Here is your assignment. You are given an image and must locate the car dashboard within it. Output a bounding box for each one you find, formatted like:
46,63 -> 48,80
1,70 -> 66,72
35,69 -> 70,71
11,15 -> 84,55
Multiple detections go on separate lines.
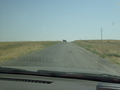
0,73 -> 120,90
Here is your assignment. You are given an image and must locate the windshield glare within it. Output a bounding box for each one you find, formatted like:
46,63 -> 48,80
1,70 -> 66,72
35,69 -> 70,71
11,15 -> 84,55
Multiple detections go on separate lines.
0,0 -> 120,78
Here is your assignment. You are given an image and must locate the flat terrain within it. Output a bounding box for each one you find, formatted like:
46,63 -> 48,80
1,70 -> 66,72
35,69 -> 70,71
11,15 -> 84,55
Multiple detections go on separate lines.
73,40 -> 120,65
0,42 -> 120,75
0,41 -> 60,62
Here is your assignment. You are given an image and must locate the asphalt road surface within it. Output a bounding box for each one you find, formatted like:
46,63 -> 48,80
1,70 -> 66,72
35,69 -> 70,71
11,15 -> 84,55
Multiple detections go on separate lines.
0,42 -> 120,74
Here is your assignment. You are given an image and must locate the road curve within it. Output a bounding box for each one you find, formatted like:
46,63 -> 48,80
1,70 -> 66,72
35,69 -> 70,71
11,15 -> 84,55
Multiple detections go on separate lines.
0,42 -> 119,74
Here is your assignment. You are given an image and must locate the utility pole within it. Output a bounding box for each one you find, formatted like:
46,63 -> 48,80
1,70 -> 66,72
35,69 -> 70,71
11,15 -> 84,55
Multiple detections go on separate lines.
101,28 -> 103,40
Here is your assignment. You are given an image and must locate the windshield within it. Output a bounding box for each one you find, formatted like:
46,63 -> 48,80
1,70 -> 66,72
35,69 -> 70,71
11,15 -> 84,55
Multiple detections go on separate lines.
0,0 -> 120,80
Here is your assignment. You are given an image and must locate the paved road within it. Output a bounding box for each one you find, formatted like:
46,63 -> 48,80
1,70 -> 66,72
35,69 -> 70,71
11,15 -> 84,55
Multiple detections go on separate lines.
0,42 -> 120,74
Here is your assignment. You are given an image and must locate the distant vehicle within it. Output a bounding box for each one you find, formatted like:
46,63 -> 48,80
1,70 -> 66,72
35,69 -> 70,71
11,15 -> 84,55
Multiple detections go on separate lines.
62,40 -> 67,42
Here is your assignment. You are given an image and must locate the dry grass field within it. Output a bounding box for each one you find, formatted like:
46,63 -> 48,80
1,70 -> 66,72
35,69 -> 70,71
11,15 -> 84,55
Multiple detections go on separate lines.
73,40 -> 120,65
0,41 -> 60,62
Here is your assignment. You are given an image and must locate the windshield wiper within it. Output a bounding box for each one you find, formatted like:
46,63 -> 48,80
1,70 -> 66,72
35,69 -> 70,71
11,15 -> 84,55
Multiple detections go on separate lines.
0,67 -> 120,84
0,67 -> 36,75
36,70 -> 120,82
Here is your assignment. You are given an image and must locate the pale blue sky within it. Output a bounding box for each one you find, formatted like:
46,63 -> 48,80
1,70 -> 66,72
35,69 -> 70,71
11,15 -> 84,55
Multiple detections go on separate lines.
0,0 -> 120,41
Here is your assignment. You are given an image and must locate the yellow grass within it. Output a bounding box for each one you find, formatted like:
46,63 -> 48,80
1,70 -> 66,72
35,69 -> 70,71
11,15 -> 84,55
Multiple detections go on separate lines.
72,40 -> 120,65
0,41 -> 60,62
